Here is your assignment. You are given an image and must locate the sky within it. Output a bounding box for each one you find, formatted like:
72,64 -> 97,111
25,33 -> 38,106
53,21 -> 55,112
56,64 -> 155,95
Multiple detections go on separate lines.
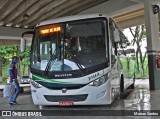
123,28 -> 147,54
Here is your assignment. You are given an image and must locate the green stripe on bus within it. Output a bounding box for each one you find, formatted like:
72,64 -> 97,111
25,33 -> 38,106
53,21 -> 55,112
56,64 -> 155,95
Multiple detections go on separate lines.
32,74 -> 75,84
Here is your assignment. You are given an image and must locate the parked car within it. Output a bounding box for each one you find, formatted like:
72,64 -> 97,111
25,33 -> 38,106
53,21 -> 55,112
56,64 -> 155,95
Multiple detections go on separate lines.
20,76 -> 30,84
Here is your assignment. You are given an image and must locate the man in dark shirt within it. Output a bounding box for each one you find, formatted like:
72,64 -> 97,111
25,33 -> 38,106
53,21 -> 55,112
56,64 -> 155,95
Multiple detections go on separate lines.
9,56 -> 20,105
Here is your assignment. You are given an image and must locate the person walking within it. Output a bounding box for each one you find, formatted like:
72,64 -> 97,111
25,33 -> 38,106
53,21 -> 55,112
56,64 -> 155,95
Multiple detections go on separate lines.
9,56 -> 20,105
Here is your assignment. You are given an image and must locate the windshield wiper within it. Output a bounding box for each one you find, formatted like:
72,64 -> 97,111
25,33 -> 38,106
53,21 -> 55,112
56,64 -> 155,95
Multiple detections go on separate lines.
65,47 -> 85,74
43,49 -> 56,76
43,46 -> 85,76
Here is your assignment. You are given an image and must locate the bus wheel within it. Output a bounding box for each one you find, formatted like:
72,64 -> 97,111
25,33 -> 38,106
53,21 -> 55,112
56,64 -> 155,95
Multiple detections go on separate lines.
120,74 -> 124,93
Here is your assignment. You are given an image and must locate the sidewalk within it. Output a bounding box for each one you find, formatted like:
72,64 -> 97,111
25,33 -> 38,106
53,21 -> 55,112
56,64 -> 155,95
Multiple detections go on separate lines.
135,79 -> 149,89
0,83 -> 30,90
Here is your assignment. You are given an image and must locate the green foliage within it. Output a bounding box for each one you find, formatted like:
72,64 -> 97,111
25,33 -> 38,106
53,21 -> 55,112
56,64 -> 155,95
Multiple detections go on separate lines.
120,56 -> 149,79
0,46 -> 17,65
135,57 -> 149,79
18,46 -> 30,65
1,60 -> 10,84
0,45 -> 31,84
18,46 -> 31,76
0,46 -> 17,57
120,57 -> 136,78
128,25 -> 147,76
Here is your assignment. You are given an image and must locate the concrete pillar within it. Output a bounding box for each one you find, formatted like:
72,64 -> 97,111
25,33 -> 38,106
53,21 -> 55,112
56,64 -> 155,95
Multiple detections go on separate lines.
144,0 -> 160,90
0,62 -> 2,83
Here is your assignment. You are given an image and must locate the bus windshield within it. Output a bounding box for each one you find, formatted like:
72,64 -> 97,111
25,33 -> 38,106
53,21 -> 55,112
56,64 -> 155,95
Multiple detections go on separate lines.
31,18 -> 108,72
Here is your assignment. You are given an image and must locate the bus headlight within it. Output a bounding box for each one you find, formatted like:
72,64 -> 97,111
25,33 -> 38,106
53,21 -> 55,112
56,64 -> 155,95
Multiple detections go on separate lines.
93,81 -> 99,87
31,80 -> 42,88
99,76 -> 106,84
89,74 -> 108,87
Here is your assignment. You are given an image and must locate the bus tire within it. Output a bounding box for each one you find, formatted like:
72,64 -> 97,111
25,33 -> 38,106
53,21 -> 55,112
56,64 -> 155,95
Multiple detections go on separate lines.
120,74 -> 124,93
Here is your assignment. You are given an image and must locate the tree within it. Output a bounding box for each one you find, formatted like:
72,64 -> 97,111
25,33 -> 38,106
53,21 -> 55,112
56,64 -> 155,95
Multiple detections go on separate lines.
0,45 -> 30,83
0,46 -> 18,83
18,46 -> 30,76
129,25 -> 147,76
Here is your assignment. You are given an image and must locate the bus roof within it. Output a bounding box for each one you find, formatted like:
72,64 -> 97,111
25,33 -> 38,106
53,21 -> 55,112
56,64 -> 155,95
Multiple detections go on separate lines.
36,13 -> 110,27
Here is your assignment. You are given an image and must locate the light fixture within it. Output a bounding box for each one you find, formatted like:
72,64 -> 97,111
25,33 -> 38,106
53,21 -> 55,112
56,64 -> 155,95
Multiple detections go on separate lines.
23,13 -> 29,20
6,22 -> 13,26
15,24 -> 21,28
23,0 -> 29,20
24,25 -> 29,28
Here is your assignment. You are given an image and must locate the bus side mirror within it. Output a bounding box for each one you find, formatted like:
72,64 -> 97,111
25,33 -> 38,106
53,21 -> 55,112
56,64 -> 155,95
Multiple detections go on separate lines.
114,29 -> 120,42
20,31 -> 34,52
20,38 -> 26,52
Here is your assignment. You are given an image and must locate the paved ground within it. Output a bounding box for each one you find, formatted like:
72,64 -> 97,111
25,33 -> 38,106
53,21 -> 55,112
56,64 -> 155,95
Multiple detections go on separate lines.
0,79 -> 160,119
0,83 -> 30,90
135,79 -> 149,89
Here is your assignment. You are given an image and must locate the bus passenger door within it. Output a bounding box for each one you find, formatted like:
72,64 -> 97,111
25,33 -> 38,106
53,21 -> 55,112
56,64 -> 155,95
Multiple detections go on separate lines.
109,18 -> 120,99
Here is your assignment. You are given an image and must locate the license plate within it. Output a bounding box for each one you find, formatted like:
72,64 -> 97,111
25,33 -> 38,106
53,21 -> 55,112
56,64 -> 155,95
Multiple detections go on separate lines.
59,101 -> 74,106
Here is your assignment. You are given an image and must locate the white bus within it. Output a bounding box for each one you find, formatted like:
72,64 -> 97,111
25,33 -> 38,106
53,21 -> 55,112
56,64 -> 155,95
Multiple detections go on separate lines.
21,13 -> 135,108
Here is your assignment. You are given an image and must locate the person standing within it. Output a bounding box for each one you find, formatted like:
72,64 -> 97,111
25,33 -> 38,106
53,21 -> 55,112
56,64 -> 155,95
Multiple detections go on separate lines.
9,56 -> 20,105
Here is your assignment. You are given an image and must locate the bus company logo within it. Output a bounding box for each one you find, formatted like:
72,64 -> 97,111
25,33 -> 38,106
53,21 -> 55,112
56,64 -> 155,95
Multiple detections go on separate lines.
62,88 -> 67,93
2,111 -> 11,116
88,72 -> 100,80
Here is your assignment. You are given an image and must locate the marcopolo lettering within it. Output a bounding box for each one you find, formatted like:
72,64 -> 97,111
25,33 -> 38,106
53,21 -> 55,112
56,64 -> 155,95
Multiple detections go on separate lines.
55,73 -> 72,78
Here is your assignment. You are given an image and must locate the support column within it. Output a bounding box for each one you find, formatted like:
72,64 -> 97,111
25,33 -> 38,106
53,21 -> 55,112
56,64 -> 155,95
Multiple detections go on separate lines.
0,62 -> 2,83
144,0 -> 160,90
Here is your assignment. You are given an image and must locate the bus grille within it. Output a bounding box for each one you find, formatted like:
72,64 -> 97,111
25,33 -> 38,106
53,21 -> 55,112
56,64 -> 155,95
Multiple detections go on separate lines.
44,94 -> 88,102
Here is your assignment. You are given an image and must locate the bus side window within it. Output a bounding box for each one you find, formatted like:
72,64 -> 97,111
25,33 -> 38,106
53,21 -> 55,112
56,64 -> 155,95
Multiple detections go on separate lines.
32,35 -> 39,63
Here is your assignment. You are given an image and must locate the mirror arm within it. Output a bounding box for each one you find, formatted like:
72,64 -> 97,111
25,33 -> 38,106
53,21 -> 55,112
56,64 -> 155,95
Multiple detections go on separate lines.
22,31 -> 34,38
